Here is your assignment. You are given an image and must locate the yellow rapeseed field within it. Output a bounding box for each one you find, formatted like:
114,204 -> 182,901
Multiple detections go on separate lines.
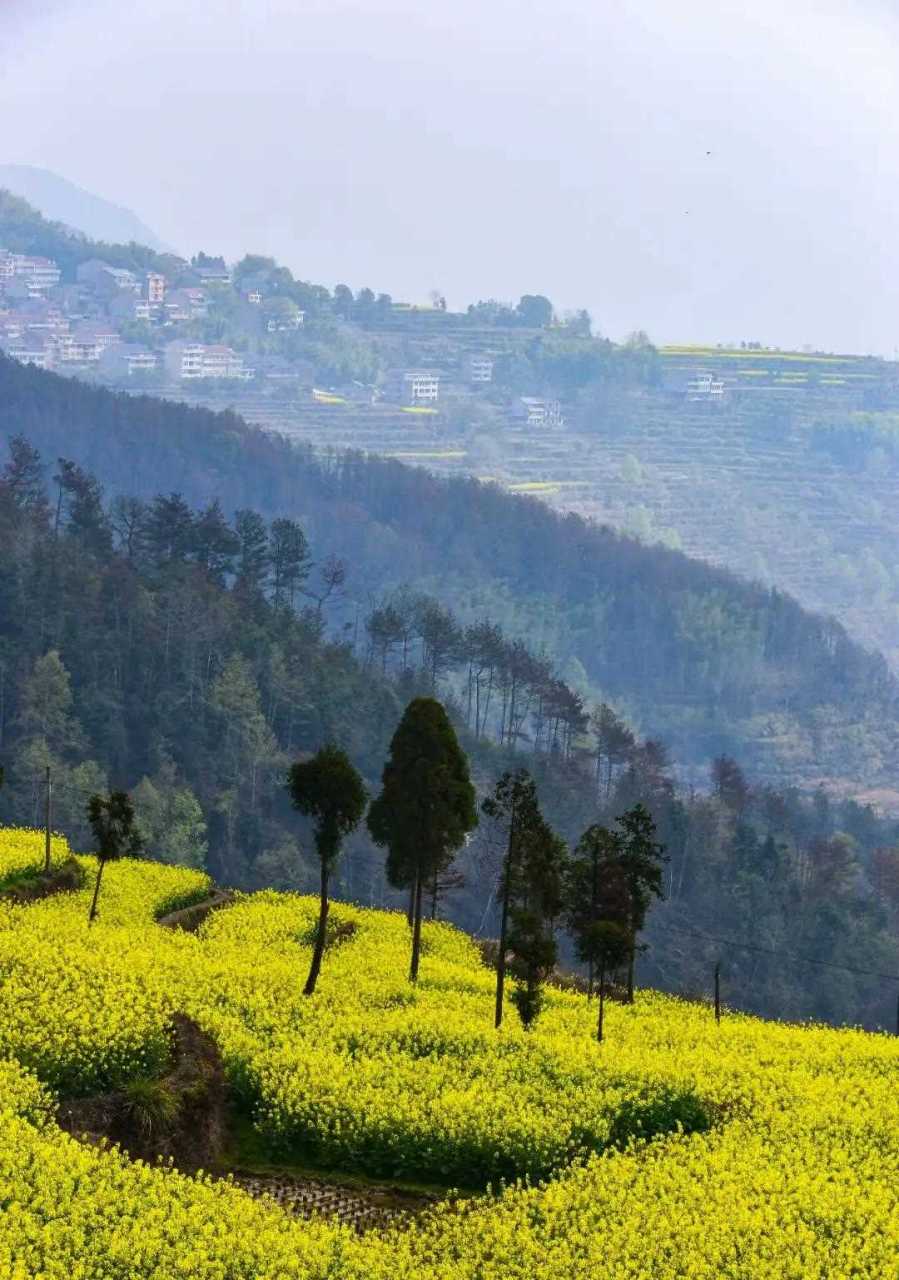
0,829 -> 896,1278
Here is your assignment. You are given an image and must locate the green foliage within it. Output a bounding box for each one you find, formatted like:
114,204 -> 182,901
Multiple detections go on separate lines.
287,745 -> 367,867
132,767 -> 208,869
606,1085 -> 712,1150
0,188 -> 177,278
368,699 -> 477,892
87,792 -> 143,866
368,698 -> 477,981
86,790 -> 143,923
119,1075 -> 179,1142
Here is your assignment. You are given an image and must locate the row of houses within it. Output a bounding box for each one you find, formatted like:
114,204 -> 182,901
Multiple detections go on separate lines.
382,356 -> 495,404
0,250 -> 567,419
0,318 -> 255,382
0,252 -> 62,297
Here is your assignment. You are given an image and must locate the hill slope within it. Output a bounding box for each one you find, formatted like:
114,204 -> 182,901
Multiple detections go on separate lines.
0,417 -> 896,1031
2,353 -> 898,795
0,164 -> 172,252
0,187 -> 179,278
0,834 -> 896,1278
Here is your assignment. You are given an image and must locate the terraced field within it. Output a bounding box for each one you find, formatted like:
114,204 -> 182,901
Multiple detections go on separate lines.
168,353 -> 899,672
1,828 -> 898,1278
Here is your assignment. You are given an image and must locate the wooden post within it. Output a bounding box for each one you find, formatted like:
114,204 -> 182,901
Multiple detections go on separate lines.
714,961 -> 721,1024
43,766 -> 52,874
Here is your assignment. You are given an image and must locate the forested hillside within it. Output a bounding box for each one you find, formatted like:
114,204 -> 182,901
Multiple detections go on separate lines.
0,416 -> 898,1028
2,353 -> 898,794
0,189 -> 178,279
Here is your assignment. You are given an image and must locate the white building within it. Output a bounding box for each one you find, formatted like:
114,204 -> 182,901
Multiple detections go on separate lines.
76,259 -> 140,296
163,288 -> 208,323
0,253 -> 62,295
513,396 -> 564,428
2,334 -> 55,369
164,340 -> 253,381
146,272 -> 166,304
687,374 -> 725,400
388,369 -> 440,403
99,343 -> 159,379
110,294 -> 153,324
467,354 -> 494,384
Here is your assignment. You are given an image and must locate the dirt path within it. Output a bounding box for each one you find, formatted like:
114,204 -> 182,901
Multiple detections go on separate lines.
226,1169 -> 439,1233
156,889 -> 236,931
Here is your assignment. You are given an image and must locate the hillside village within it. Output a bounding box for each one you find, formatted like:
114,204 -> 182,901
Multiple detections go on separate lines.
0,243 -> 572,418
6,234 -> 893,430
5,213 -> 899,674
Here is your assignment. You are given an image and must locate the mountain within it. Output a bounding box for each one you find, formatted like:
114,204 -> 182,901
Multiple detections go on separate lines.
2,353 -> 898,803
0,188 -> 181,281
0,165 -> 173,253
0,418 -> 897,1033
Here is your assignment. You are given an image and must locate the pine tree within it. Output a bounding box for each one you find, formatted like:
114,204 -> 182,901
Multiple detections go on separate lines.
367,698 -> 476,982
287,744 -> 367,996
481,768 -> 541,1028
564,822 -> 634,1039
270,518 -> 310,608
507,814 -> 566,1029
564,823 -> 629,995
616,803 -> 667,1002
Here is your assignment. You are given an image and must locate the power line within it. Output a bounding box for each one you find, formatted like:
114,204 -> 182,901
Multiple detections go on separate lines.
654,919 -> 899,983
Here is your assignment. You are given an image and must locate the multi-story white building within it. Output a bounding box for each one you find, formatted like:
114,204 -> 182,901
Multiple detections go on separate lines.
146,272 -> 166,304
686,374 -> 725,400
162,288 -> 208,324
98,343 -> 159,379
110,294 -> 153,324
2,334 -> 55,369
513,396 -> 564,428
467,354 -> 494,384
0,253 -> 62,295
164,340 -> 253,381
76,259 -> 140,297
387,369 -> 440,403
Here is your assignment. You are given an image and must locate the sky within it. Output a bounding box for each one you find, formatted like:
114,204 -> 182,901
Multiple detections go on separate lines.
2,0 -> 899,353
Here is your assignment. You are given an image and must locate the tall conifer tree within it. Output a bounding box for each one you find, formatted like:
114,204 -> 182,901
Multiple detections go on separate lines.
287,744 -> 367,996
368,698 -> 476,982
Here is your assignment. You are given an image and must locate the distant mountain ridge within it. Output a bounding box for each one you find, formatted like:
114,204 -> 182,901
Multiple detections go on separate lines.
0,165 -> 173,253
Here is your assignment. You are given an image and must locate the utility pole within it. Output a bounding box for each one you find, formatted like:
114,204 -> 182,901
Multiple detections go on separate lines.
43,766 -> 52,874
714,961 -> 721,1024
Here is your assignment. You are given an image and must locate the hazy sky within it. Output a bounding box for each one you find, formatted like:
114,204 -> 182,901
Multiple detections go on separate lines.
3,0 -> 899,353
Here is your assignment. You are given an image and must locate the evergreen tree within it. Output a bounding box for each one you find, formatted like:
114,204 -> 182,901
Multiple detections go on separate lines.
591,920 -> 631,1042
54,458 -> 112,556
2,435 -> 47,517
367,698 -> 476,982
192,499 -> 239,584
145,492 -> 195,567
234,509 -> 270,602
85,790 -> 143,924
270,517 -> 310,608
564,822 -> 634,1039
616,803 -> 667,1002
132,764 -> 208,869
565,823 -> 629,995
481,768 -> 541,1028
287,744 -> 367,996
507,814 -> 566,1029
